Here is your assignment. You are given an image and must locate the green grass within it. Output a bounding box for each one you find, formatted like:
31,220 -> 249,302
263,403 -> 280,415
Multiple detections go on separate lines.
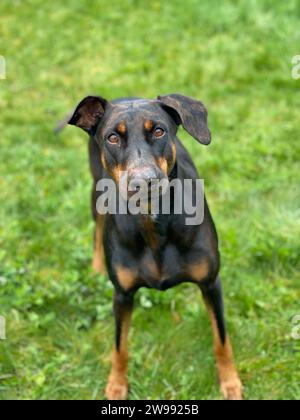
0,0 -> 300,400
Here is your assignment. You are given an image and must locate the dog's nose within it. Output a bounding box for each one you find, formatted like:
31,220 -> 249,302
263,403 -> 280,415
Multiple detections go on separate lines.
128,167 -> 158,195
130,178 -> 152,193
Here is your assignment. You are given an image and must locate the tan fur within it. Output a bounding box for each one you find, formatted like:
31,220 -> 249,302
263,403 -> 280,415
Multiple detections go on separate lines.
116,266 -> 138,291
101,153 -> 123,183
101,153 -> 108,172
105,306 -> 132,400
170,141 -> 177,167
112,165 -> 122,183
189,260 -> 209,282
206,305 -> 243,400
117,121 -> 127,135
145,257 -> 160,280
144,119 -> 153,131
140,216 -> 159,251
157,157 -> 168,177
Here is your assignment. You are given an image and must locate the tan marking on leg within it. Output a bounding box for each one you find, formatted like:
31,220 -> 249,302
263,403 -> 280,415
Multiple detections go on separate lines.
144,119 -> 153,131
116,266 -> 138,291
206,305 -> 243,400
189,260 -> 209,282
92,214 -> 106,274
105,305 -> 132,400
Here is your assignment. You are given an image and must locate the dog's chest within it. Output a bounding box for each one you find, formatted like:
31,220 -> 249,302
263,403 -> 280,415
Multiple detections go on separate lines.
139,242 -> 185,289
136,216 -> 189,286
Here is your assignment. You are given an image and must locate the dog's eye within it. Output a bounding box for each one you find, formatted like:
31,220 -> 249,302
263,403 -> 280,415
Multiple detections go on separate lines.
107,133 -> 119,145
153,127 -> 165,138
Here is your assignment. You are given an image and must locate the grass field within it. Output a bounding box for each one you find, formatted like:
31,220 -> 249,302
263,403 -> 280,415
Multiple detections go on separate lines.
0,0 -> 300,400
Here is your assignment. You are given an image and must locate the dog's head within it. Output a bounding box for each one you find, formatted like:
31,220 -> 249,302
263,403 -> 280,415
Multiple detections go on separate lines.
69,94 -> 211,197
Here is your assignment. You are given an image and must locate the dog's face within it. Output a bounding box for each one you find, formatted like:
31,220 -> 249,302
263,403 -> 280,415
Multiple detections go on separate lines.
97,100 -> 179,197
69,94 -> 211,197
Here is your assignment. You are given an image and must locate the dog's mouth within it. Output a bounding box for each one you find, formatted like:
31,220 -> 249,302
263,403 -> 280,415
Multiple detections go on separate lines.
126,177 -> 169,201
117,176 -> 169,203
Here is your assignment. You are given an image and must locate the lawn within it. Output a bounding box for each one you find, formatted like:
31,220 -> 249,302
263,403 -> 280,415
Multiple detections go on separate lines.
0,0 -> 299,400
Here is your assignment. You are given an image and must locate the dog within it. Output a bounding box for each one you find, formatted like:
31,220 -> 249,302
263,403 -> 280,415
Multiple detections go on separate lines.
67,93 -> 243,400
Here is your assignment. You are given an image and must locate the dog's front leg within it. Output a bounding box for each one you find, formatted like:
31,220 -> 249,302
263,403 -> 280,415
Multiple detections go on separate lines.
105,290 -> 134,400
200,277 -> 243,400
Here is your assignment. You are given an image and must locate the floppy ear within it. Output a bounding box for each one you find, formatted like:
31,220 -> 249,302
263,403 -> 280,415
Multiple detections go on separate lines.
68,95 -> 108,135
157,93 -> 211,145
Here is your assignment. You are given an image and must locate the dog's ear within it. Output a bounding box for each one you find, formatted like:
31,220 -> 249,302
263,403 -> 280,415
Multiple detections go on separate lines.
68,95 -> 108,135
157,94 -> 211,145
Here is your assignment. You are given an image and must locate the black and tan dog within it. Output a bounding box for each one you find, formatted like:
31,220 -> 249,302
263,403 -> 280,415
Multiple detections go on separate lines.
68,93 -> 242,400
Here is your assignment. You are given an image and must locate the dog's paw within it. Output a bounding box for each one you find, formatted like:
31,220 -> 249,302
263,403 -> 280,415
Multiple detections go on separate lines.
105,377 -> 128,400
220,376 -> 243,400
